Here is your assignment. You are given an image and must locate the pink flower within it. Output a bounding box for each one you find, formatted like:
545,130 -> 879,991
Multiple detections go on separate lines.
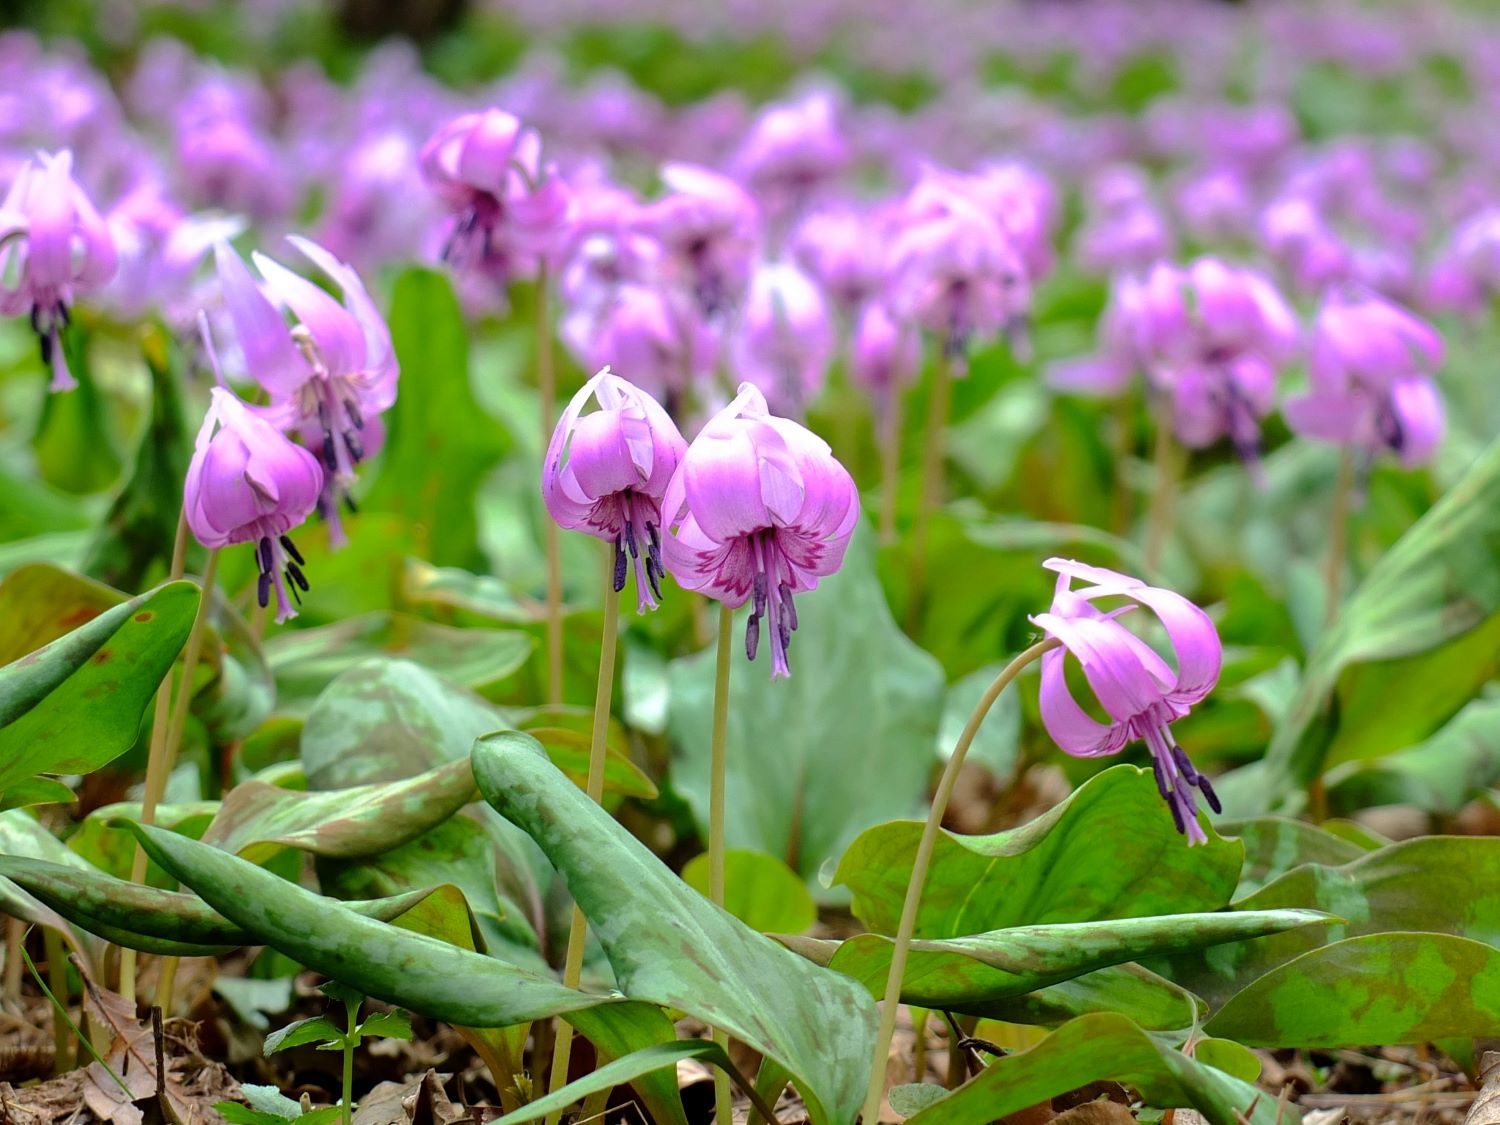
790,205 -> 885,315
543,368 -> 687,613
212,237 -> 397,484
1032,559 -> 1223,845
731,91 -> 848,223
634,163 -> 760,318
0,150 -> 117,390
564,282 -> 715,413
419,108 -> 571,288
185,387 -> 324,623
730,260 -> 836,416
661,384 -> 859,678
1284,290 -> 1444,469
850,301 -> 921,411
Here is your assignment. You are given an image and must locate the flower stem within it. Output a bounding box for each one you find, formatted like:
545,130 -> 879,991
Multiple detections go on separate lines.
538,266 -> 564,706
907,351 -> 954,630
878,392 -> 904,546
543,576 -> 621,1125
860,637 -> 1058,1124
1108,394 -> 1135,536
43,928 -> 71,1073
1324,448 -> 1355,626
1143,420 -> 1180,576
119,513 -> 190,1004
341,995 -> 359,1125
710,602 -> 735,1125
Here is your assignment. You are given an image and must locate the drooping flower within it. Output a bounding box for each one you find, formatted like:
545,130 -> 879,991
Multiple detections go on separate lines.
0,150 -> 117,390
543,367 -> 687,613
634,162 -> 759,318
419,108 -> 571,288
565,282 -> 715,414
730,260 -> 836,416
212,237 -> 397,485
185,386 -> 323,623
661,383 -> 859,678
1284,290 -> 1445,469
790,205 -> 885,316
1031,558 -> 1222,845
731,91 -> 848,225
849,301 -> 921,414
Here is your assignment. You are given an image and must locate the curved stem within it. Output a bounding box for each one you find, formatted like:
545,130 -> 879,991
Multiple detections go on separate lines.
860,637 -> 1058,1124
907,351 -> 953,630
1323,448 -> 1355,626
710,603 -> 735,1124
544,576 -> 621,1125
538,266 -> 564,706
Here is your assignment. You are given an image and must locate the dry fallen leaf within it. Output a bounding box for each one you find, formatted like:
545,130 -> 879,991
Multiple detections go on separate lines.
1463,1052 -> 1500,1125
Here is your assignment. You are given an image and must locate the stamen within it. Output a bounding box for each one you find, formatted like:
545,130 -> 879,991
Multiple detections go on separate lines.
613,535 -> 627,593
286,561 -> 310,592
646,556 -> 662,600
1171,745 -> 1201,784
345,429 -> 364,463
779,583 -> 798,631
345,399 -> 364,431
752,572 -> 768,618
1198,775 -> 1223,814
257,536 -> 274,574
745,614 -> 760,661
279,535 -> 304,566
257,572 -> 271,608
624,517 -> 638,559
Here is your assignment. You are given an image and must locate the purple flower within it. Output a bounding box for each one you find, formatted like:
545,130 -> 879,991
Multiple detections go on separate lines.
730,260 -> 836,416
185,387 -> 323,623
661,383 -> 859,678
790,205 -> 885,316
543,367 -> 687,613
1424,209 -> 1500,315
1140,259 -> 1299,472
0,150 -> 117,390
174,80 -> 288,220
212,236 -> 397,485
419,108 -> 571,288
886,166 -> 1027,364
731,91 -> 848,225
1031,558 -> 1223,845
634,163 -> 760,319
1284,290 -> 1444,469
1259,195 -> 1350,294
850,301 -> 921,412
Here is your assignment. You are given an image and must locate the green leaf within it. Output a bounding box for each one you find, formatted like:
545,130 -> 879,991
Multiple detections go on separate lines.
1323,693 -> 1500,815
198,759 -> 478,862
1204,933 -> 1500,1046
0,563 -> 121,665
119,821 -> 616,1026
979,964 -> 1200,1031
237,1083 -> 303,1118
263,1016 -> 343,1055
1157,835 -> 1500,1008
267,615 -> 531,717
1255,432 -> 1500,805
361,268 -> 510,569
0,777 -> 75,810
901,1013 -> 1294,1125
782,909 -> 1326,1015
356,1010 -> 412,1041
472,730 -> 877,1125
1193,1039 -> 1261,1084
681,849 -> 817,934
0,578 -> 199,792
1219,816 -> 1368,896
835,766 -> 1243,938
0,853 -> 470,950
667,532 -> 946,884
888,1084 -> 949,1117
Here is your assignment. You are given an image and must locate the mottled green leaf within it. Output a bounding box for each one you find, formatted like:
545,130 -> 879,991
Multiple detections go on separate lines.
1193,1039 -> 1261,1083
472,730 -> 877,1125
782,909 -> 1324,1016
0,563 -> 121,665
1205,933 -> 1500,1046
681,849 -> 817,934
199,759 -> 478,862
1158,835 -> 1500,1008
1220,816 -> 1368,896
267,615 -> 531,717
835,766 -> 1243,938
667,533 -> 945,884
403,559 -> 534,624
0,578 -> 198,793
903,1012 -> 1290,1125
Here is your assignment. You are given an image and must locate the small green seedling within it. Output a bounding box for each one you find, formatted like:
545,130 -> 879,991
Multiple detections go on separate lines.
240,981 -> 412,1125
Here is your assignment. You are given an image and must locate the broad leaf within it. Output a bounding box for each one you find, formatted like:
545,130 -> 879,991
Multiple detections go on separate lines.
682,849 -> 816,934
667,532 -> 945,884
835,765 -> 1242,937
1204,932 -> 1500,1046
902,1012 -> 1291,1125
0,578 -> 199,796
1220,816 -> 1368,896
1253,432 -> 1500,806
472,730 -> 877,1125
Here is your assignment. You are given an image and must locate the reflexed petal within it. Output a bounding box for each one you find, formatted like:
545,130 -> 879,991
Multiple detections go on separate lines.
1283,391 -> 1365,445
1031,611 -> 1168,722
252,249 -> 366,376
1126,586 -> 1223,703
214,242 -> 303,397
1389,375 -> 1444,467
1036,647 -> 1130,757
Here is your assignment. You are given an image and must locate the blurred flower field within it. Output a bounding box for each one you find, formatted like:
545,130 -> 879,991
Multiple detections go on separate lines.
2,1 -> 1500,1123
